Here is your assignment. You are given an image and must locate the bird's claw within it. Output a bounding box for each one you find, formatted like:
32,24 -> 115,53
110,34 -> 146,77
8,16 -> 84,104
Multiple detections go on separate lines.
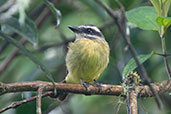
80,79 -> 91,95
80,79 -> 90,90
94,80 -> 102,92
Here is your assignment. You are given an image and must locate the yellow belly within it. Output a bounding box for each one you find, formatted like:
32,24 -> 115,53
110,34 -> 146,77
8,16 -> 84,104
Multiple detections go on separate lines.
65,38 -> 109,83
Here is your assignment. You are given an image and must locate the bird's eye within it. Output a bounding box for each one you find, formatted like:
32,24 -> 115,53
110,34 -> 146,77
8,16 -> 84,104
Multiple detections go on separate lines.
87,28 -> 92,33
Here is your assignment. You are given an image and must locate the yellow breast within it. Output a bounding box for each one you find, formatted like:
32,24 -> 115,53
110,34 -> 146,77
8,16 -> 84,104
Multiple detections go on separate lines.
65,38 -> 110,83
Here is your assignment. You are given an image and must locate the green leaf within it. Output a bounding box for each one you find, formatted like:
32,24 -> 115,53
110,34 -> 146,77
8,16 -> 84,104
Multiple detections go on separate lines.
156,16 -> 171,28
126,6 -> 160,31
0,31 -> 54,84
150,0 -> 171,16
162,0 -> 171,17
150,0 -> 161,16
0,16 -> 38,45
43,0 -> 61,27
122,52 -> 154,80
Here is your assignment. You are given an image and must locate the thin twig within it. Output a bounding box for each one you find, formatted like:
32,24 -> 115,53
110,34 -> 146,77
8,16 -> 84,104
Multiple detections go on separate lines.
154,52 -> 171,57
36,86 -> 44,114
0,91 -> 53,113
139,99 -> 148,114
161,37 -> 171,78
126,91 -> 137,114
95,0 -> 162,109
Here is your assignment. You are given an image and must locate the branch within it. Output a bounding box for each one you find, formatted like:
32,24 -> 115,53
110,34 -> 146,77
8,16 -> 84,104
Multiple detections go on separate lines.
36,86 -> 44,114
137,79 -> 171,97
160,36 -> 171,78
0,91 -> 53,113
0,80 -> 170,97
125,73 -> 138,114
154,52 -> 171,57
0,80 -> 170,113
126,91 -> 137,114
0,81 -> 122,96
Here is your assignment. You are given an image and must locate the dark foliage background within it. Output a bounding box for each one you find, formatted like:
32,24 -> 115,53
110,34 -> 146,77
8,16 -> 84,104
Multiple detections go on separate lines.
0,0 -> 170,114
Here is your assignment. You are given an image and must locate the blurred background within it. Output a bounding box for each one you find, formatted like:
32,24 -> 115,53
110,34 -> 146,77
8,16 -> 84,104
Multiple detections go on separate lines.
0,0 -> 171,114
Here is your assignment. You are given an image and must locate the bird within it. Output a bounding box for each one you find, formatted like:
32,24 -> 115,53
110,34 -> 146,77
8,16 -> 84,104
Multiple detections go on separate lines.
58,24 -> 110,101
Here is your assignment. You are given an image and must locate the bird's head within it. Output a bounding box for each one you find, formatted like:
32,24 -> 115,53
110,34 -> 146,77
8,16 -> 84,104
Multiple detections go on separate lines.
68,24 -> 104,40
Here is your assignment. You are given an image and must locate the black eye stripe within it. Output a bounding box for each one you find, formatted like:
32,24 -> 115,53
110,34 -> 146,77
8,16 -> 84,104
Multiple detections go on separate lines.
81,28 -> 102,37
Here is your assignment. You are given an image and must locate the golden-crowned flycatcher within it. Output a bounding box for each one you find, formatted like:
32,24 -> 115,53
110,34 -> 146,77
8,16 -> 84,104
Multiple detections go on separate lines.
58,24 -> 110,100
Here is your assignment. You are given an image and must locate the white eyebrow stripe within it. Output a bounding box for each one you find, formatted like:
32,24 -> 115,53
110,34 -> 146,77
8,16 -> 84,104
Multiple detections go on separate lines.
79,25 -> 101,33
84,34 -> 104,40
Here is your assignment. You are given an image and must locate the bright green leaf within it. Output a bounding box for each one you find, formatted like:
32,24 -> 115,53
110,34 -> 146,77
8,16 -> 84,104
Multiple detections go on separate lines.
122,52 -> 154,80
126,6 -> 160,31
150,0 -> 171,16
150,0 -> 161,16
162,0 -> 171,17
156,16 -> 171,28
0,16 -> 38,45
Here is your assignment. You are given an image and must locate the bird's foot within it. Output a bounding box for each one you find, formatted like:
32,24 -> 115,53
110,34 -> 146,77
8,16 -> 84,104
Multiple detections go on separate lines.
50,80 -> 66,98
80,79 -> 91,95
80,79 -> 90,90
94,80 -> 102,92
49,89 -> 58,98
53,88 -> 58,98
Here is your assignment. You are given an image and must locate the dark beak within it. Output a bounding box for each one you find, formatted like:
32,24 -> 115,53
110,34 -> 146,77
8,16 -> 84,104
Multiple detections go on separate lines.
68,25 -> 80,33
